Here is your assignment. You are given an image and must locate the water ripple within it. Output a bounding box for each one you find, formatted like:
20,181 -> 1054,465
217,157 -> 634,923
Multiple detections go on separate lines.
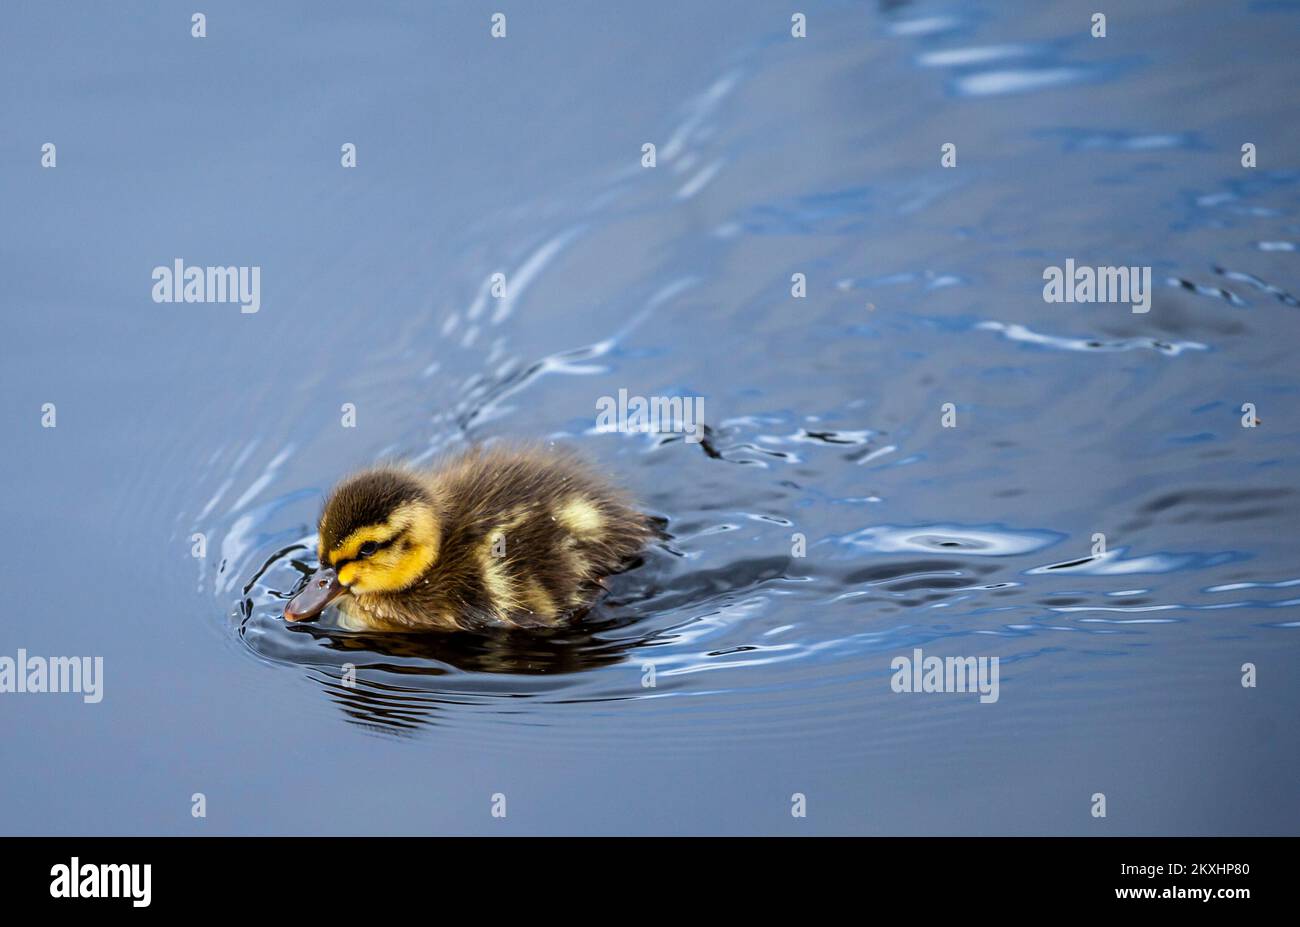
976,320 -> 1208,356
830,524 -> 1064,557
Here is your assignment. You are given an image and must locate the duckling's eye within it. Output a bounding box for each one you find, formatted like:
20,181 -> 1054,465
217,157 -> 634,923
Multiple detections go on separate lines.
359,541 -> 379,558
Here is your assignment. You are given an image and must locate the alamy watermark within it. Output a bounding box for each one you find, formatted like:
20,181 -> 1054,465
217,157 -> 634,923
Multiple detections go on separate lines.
152,259 -> 261,313
50,858 -> 150,907
596,388 -> 704,444
0,649 -> 103,703
1043,259 -> 1152,313
890,647 -> 999,703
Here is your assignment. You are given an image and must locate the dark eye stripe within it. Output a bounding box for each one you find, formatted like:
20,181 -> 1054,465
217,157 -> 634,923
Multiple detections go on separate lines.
333,533 -> 402,568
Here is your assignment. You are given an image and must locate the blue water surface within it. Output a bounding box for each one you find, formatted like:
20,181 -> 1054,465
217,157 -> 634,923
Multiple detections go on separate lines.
2,0 -> 1298,835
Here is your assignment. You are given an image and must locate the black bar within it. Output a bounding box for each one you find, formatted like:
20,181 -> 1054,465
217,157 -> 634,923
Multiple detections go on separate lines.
0,836 -> 1285,912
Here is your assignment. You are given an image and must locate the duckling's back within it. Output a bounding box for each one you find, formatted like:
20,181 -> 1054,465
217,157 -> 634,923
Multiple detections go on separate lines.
421,445 -> 651,628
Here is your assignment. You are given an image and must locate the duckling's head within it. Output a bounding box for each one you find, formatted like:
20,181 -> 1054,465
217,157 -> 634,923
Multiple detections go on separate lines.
284,469 -> 440,622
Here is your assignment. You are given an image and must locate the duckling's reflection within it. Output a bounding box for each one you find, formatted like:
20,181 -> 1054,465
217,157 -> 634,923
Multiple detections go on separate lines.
282,614 -> 650,733
249,546 -> 796,734
288,615 -> 641,673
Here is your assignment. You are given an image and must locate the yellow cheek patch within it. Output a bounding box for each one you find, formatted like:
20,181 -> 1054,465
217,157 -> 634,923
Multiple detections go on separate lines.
341,543 -> 435,594
328,502 -> 440,593
557,497 -> 604,537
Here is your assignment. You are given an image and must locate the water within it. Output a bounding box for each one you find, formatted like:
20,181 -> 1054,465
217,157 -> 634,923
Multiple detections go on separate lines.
3,0 -> 1299,835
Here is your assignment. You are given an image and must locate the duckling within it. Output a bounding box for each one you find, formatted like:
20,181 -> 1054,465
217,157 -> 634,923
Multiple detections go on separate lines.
284,445 -> 652,631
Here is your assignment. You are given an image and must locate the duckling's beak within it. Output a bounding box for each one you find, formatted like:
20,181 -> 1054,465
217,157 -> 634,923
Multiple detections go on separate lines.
285,567 -> 345,622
